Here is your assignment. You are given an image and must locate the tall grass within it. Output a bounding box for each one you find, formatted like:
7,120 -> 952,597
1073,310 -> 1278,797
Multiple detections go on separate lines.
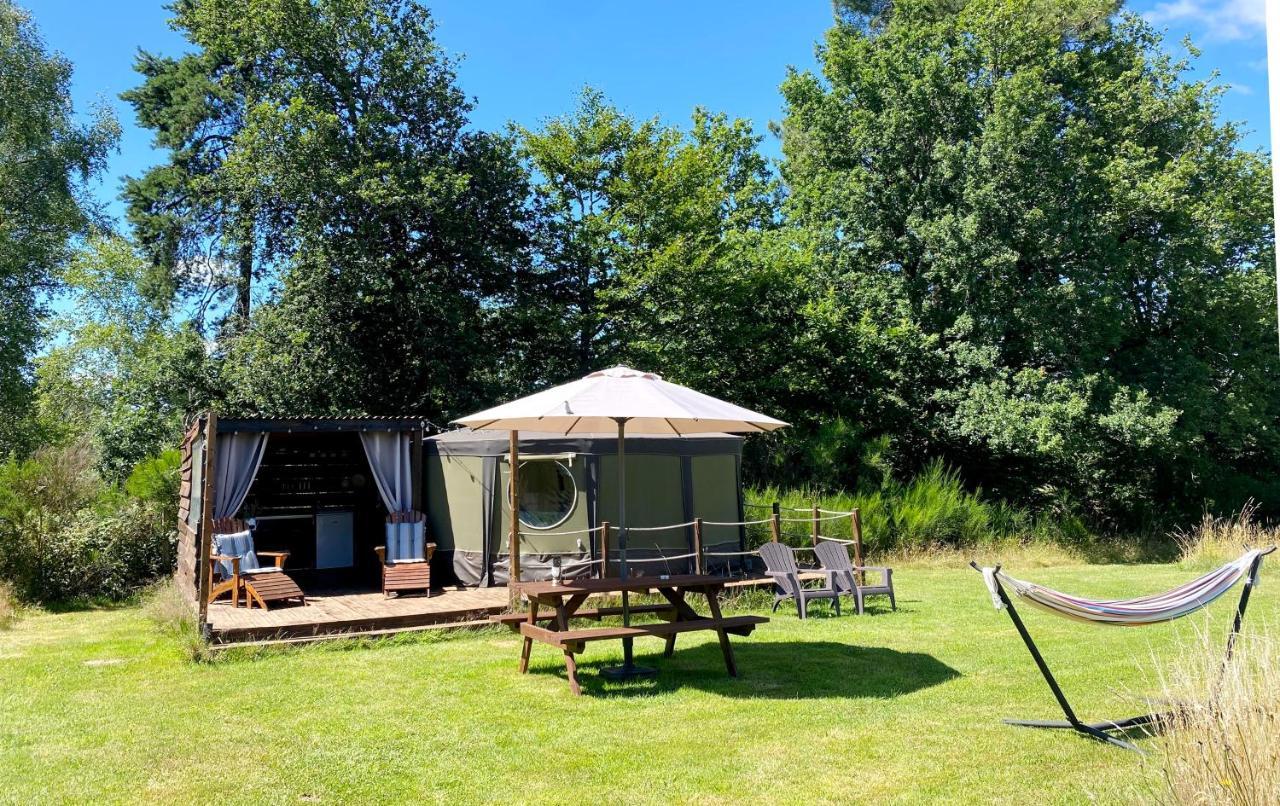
142,578 -> 209,662
0,580 -> 18,630
750,459 -> 1090,556
1153,629 -> 1280,804
1176,501 -> 1279,571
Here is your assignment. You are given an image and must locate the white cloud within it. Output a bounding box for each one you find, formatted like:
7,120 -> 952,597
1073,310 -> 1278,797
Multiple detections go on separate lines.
1229,81 -> 1255,95
1145,0 -> 1265,41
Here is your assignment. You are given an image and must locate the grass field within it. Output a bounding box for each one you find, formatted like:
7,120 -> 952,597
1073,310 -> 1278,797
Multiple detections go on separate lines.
1,562 -> 1275,804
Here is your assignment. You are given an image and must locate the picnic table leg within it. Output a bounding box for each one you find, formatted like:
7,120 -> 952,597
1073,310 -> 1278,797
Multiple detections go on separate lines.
555,594 -> 588,695
563,649 -> 582,695
704,587 -> 738,678
656,586 -> 700,659
519,600 -> 539,674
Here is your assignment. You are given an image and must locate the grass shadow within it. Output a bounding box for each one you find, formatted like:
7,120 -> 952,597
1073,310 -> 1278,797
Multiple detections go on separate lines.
539,641 -> 960,699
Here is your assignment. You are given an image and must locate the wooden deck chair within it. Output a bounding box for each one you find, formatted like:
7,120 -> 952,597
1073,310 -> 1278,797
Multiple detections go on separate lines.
758,542 -> 840,619
814,540 -> 896,614
208,519 -> 305,610
373,511 -> 436,598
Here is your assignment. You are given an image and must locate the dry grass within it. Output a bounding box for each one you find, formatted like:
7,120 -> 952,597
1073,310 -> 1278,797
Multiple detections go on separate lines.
0,580 -> 18,630
1176,501 -> 1280,570
884,539 -> 1084,569
1152,628 -> 1280,805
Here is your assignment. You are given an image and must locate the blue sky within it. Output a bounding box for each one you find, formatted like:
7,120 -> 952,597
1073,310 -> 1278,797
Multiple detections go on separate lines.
24,0 -> 1273,223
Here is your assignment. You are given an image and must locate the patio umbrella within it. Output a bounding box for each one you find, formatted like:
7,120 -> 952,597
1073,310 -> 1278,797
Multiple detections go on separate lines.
453,365 -> 787,677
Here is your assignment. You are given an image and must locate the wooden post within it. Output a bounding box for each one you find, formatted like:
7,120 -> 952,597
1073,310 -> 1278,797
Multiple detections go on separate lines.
508,430 -> 521,595
693,518 -> 704,575
599,521 -> 610,579
770,501 -> 781,543
811,504 -> 820,547
851,508 -> 865,586
196,411 -> 218,629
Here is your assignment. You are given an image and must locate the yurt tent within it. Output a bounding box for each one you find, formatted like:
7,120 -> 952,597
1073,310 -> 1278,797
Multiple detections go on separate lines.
425,430 -> 745,586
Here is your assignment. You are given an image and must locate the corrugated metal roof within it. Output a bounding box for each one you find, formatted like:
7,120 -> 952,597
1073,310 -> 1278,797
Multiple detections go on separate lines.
212,414 -> 438,433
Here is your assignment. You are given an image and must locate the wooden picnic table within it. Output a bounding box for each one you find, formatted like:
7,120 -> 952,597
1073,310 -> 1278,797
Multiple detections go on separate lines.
497,574 -> 768,695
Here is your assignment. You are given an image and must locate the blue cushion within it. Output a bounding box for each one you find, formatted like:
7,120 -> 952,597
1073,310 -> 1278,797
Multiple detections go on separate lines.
213,530 -> 259,578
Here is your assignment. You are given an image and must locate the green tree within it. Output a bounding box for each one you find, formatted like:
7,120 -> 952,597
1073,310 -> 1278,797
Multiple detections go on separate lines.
0,0 -> 117,455
35,236 -> 211,480
134,0 -> 531,419
516,91 -> 789,395
779,0 -> 1278,523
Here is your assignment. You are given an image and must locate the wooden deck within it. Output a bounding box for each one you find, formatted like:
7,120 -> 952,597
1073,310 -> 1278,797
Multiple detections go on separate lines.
204,573 -> 810,645
206,586 -> 511,644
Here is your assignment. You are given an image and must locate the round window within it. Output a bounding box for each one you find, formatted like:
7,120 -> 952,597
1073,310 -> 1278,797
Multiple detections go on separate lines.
512,460 -> 577,530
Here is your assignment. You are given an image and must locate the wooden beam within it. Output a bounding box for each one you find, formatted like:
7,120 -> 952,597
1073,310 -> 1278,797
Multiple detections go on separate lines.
196,411 -> 218,629
693,518 -> 704,575
851,508 -> 865,586
599,521 -> 610,579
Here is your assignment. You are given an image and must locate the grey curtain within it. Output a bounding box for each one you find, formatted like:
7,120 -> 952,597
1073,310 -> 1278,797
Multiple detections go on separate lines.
360,431 -> 413,512
214,433 -> 269,518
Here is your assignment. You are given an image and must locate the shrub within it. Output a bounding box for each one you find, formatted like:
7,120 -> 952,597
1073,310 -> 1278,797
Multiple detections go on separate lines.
0,443 -> 177,604
34,502 -> 175,602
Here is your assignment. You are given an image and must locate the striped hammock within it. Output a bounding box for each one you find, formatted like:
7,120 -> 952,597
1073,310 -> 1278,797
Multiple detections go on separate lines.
980,549 -> 1265,626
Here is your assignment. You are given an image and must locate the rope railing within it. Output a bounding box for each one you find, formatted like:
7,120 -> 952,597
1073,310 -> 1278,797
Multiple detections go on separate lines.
504,501 -> 866,581
611,552 -> 699,562
625,521 -> 697,532
776,513 -> 853,523
515,525 -> 604,539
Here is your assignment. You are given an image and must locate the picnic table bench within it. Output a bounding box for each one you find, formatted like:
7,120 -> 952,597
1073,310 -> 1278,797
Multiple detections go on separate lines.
496,574 -> 768,695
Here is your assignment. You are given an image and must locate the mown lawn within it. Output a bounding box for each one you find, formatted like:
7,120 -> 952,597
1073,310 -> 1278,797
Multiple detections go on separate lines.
1,563 -> 1273,804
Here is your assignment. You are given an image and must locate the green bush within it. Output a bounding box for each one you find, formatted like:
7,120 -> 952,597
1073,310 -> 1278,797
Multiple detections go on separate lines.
0,444 -> 177,604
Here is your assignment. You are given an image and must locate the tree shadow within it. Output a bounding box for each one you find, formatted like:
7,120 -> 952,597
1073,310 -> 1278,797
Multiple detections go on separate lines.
532,641 -> 960,699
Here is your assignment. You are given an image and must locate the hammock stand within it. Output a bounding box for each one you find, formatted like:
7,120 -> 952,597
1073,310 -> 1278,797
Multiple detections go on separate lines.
970,547 -> 1275,753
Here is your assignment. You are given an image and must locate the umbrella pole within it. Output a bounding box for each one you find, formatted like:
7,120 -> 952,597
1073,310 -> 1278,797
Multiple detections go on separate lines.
603,417 -> 655,680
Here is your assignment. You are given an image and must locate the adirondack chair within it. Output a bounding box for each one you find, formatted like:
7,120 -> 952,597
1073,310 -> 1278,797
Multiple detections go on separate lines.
758,542 -> 840,619
208,518 -> 305,610
813,540 -> 896,615
373,511 -> 436,598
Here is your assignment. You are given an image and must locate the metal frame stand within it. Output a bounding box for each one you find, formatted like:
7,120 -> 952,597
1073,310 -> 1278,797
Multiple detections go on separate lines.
970,549 -> 1272,754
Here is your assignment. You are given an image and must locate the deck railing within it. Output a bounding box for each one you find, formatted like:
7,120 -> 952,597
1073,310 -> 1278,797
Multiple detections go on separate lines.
506,501 -> 865,582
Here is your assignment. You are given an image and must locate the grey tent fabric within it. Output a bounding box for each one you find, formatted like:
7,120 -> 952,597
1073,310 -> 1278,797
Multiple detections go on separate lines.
214,433 -> 269,518
360,431 -> 413,512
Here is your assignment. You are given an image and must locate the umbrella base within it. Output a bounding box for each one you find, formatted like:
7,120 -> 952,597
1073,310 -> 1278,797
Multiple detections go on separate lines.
600,663 -> 658,680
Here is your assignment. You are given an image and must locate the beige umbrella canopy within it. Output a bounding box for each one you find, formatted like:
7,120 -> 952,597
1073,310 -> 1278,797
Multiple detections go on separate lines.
453,365 -> 788,435
453,365 -> 787,677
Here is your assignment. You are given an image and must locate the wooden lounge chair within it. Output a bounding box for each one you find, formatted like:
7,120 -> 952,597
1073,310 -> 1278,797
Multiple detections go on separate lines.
814,540 -> 896,614
374,511 -> 436,598
758,542 -> 840,619
208,518 -> 306,610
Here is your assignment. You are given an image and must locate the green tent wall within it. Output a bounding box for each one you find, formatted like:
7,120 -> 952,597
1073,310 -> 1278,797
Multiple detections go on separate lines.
424,430 -> 746,586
